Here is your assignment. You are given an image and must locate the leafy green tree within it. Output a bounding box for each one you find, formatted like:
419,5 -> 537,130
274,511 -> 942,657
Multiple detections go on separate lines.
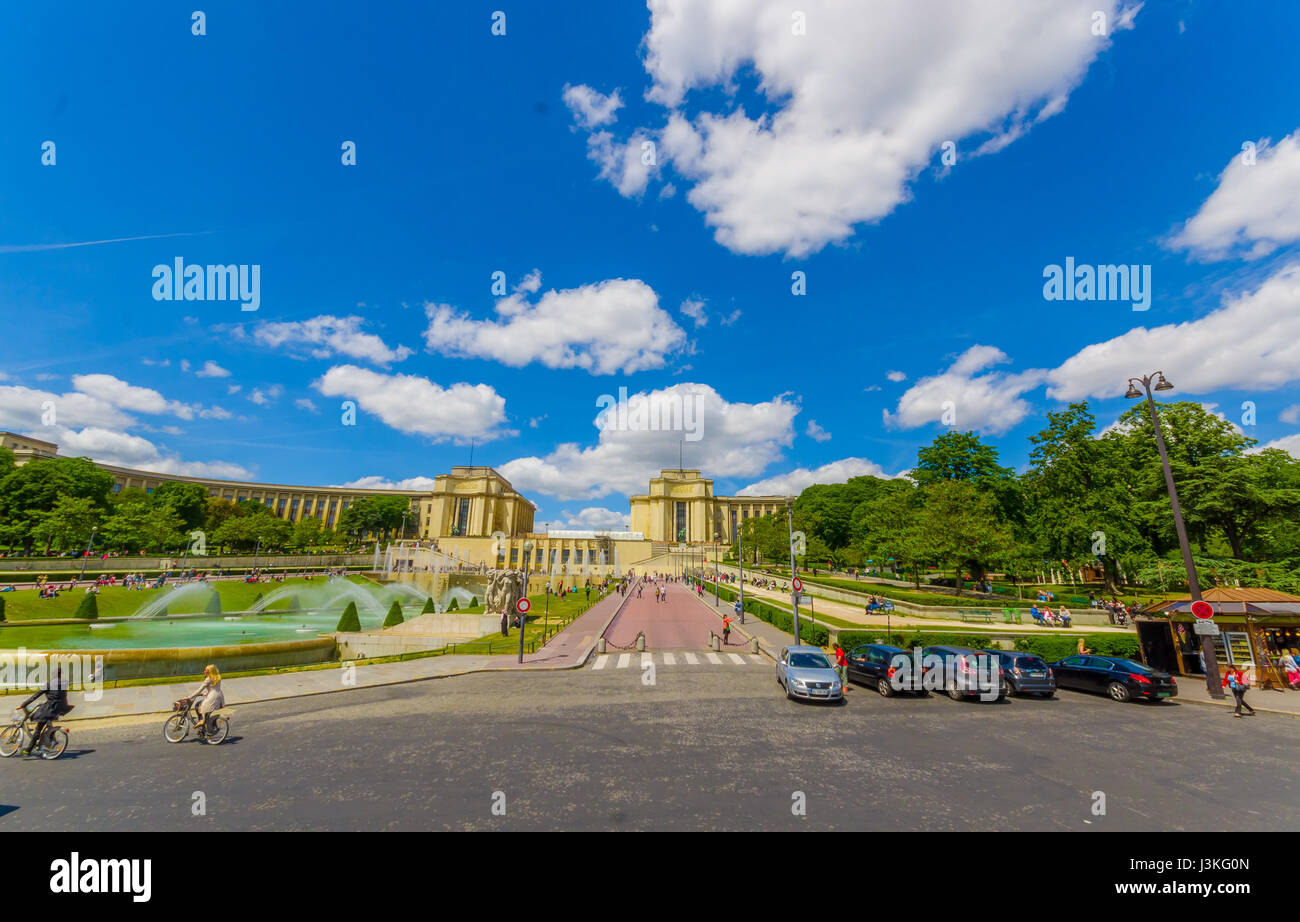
912,480 -> 1013,594
1022,402 -> 1146,593
0,457 -> 113,553
290,516 -> 325,550
152,481 -> 209,530
31,495 -> 103,553
101,497 -> 185,552
1177,449 -> 1300,559
337,496 -> 411,541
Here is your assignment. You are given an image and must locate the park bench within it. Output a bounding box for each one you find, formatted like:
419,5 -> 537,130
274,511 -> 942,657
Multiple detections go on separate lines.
1002,608 -> 1023,624
959,609 -> 997,623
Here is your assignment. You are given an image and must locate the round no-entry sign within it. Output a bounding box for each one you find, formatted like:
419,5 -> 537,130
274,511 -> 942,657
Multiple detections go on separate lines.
516,597 -> 531,614
792,577 -> 803,592
1191,600 -> 1214,620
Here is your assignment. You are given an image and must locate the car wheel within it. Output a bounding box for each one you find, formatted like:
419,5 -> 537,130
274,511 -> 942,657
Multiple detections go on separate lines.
877,677 -> 894,697
1039,691 -> 1055,699
1107,681 -> 1131,702
1001,680 -> 1014,699
947,679 -> 964,701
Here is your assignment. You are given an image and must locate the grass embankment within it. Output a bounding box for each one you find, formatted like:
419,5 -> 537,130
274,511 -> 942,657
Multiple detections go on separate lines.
744,569 -> 1007,608
0,575 -> 368,622
464,588 -> 610,653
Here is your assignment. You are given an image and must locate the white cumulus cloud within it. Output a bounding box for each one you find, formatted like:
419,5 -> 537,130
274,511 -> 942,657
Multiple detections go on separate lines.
313,365 -> 513,444
424,276 -> 687,375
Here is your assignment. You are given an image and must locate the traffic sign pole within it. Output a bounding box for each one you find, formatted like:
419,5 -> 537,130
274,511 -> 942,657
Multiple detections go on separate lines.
516,596 -> 532,664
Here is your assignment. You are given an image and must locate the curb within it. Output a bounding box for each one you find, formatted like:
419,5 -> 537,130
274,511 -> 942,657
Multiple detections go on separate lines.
1173,695 -> 1300,719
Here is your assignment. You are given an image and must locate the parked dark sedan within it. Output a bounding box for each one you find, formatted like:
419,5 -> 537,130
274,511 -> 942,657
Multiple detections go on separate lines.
983,650 -> 1055,697
846,644 -> 926,696
1051,655 -> 1177,702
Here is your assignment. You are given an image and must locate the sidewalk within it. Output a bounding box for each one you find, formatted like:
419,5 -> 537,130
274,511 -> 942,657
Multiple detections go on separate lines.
685,585 -> 791,659
0,585 -> 631,722
1172,676 -> 1300,719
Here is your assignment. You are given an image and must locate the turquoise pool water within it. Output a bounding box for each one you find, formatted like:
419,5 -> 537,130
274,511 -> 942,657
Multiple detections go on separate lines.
0,610 -> 389,651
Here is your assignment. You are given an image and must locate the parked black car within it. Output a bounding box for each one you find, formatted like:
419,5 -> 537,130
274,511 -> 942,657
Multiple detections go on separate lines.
983,649 -> 1055,697
921,645 -> 1006,701
846,644 -> 926,696
1051,655 -> 1177,702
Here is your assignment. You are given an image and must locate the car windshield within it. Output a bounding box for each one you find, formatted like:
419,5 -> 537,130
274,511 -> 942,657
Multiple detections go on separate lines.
1017,656 -> 1046,669
789,653 -> 831,669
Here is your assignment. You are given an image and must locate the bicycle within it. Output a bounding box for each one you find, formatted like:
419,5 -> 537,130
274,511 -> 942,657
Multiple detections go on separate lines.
163,697 -> 231,745
0,706 -> 70,760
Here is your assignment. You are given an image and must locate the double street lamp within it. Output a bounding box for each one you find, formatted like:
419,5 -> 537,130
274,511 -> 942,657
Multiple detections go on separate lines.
78,526 -> 98,583
1125,371 -> 1224,699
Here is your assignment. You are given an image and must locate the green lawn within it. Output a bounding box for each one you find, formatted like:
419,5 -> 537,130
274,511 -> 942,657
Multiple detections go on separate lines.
463,588 -> 609,652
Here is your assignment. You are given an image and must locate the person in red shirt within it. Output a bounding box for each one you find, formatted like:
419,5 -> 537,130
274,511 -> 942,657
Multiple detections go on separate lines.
1222,665 -> 1256,717
834,644 -> 848,686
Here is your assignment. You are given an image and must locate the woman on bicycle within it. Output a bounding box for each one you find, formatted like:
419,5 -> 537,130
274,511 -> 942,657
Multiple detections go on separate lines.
20,664 -> 71,755
191,665 -> 225,737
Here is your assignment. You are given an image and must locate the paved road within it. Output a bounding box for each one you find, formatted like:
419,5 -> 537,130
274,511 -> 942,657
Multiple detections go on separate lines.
603,581 -> 718,649
2,665 -> 1294,831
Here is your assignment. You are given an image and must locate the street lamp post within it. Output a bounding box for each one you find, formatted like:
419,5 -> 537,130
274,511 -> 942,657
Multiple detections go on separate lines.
714,534 -> 719,607
78,527 -> 98,583
1126,371 -> 1224,699
736,518 -> 746,624
787,502 -> 800,644
519,539 -> 534,664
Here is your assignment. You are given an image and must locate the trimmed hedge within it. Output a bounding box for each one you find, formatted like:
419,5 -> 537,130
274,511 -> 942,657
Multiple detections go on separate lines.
1012,633 -> 1139,662
74,593 -> 99,620
716,583 -> 828,646
446,597 -> 459,612
383,600 -> 405,628
831,629 -> 1139,662
421,597 -> 436,614
335,600 -> 361,632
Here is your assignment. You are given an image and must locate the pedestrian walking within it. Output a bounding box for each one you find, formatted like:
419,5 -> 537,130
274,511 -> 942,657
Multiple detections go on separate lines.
834,643 -> 848,687
722,615 -> 731,645
1223,664 -> 1256,717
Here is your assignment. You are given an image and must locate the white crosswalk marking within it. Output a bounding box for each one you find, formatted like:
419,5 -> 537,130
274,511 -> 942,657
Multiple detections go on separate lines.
592,651 -> 763,669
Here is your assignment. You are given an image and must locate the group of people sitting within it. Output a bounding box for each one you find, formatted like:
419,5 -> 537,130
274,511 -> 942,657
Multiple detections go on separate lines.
865,595 -> 894,612
1029,604 -> 1073,627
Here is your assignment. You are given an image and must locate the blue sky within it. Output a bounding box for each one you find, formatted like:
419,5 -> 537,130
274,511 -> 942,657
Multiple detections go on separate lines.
3,1 -> 1300,530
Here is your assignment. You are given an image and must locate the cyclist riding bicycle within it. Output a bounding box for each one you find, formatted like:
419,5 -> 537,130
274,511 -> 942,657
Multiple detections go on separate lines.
20,665 -> 72,755
190,665 -> 225,738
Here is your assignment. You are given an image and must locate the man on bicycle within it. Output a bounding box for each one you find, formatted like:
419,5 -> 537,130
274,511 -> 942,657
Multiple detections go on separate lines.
20,664 -> 71,755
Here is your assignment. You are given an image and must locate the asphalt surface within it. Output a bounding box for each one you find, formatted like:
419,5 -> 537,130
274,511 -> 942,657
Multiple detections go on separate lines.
604,581 -> 717,649
2,664 -> 1295,831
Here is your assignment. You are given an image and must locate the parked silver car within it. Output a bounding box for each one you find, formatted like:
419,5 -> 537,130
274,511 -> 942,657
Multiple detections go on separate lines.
777,645 -> 843,702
